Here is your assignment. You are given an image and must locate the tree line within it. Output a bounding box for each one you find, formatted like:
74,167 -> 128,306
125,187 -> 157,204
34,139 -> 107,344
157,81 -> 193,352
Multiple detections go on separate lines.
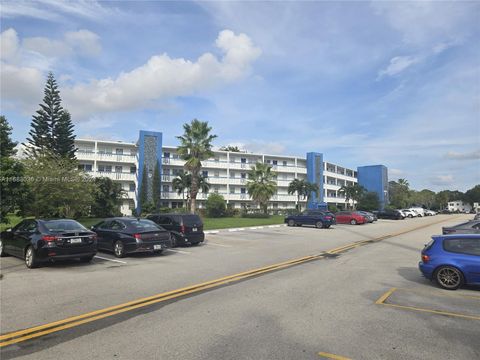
1,73 -> 125,223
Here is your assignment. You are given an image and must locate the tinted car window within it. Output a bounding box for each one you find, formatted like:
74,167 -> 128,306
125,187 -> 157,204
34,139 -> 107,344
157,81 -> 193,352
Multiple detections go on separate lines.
43,220 -> 87,232
444,238 -> 480,256
182,215 -> 202,225
110,221 -> 126,230
17,220 -> 37,233
126,219 -> 161,231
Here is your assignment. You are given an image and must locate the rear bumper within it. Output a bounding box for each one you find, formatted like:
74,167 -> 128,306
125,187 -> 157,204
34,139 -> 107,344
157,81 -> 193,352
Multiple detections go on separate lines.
418,261 -> 434,279
127,239 -> 172,253
36,246 -> 97,261
178,233 -> 205,244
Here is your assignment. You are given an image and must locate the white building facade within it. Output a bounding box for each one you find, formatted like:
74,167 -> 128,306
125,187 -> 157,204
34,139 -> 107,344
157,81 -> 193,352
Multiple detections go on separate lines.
447,200 -> 472,213
75,130 -> 382,216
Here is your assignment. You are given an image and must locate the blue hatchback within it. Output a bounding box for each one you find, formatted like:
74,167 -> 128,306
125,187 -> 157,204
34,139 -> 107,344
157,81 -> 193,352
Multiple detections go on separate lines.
419,234 -> 480,290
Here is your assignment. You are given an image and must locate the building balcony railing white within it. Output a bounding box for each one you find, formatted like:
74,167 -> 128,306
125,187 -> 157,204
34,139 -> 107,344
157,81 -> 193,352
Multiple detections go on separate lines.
323,170 -> 357,181
86,171 -> 137,182
76,151 -> 137,163
162,158 -> 185,167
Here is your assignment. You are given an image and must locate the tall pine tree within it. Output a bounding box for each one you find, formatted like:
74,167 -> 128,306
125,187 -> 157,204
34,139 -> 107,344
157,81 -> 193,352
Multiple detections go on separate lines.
25,72 -> 76,160
54,110 -> 76,160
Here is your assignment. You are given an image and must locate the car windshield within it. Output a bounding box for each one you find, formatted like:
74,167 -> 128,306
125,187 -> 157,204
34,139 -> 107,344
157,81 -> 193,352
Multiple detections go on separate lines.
43,220 -> 88,232
126,220 -> 161,231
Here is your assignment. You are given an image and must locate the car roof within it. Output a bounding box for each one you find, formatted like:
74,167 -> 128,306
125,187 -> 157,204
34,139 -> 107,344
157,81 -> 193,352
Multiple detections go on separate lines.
433,234 -> 480,240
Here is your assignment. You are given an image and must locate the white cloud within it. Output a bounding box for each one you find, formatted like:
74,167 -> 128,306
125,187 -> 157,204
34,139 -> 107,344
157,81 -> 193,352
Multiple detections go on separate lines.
378,55 -> 421,78
429,175 -> 455,186
61,30 -> 261,118
64,30 -> 101,57
444,150 -> 480,160
0,28 -> 19,60
389,168 -> 404,177
1,0 -> 122,22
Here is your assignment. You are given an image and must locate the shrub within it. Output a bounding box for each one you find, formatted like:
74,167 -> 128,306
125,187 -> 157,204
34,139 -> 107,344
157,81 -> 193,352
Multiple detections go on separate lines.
328,204 -> 339,213
206,193 -> 226,217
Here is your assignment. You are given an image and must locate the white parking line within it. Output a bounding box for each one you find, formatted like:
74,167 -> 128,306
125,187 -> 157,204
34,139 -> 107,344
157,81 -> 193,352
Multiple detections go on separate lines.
206,242 -> 232,248
205,231 -> 219,234
166,249 -> 192,255
94,256 -> 127,264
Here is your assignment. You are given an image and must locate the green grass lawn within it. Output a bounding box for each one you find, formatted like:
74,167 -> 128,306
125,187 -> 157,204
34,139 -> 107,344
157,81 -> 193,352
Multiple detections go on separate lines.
201,215 -> 284,230
1,215 -> 285,232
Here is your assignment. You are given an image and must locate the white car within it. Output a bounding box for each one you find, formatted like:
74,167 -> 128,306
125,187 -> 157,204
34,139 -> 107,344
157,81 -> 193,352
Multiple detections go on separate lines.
401,209 -> 416,218
424,210 -> 436,216
408,207 -> 425,217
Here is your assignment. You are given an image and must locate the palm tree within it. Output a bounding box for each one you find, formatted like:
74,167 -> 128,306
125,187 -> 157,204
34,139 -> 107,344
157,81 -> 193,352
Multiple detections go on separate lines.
246,162 -> 277,214
172,172 -> 190,209
176,119 -> 217,213
288,179 -> 304,211
339,184 -> 365,210
398,178 -> 410,188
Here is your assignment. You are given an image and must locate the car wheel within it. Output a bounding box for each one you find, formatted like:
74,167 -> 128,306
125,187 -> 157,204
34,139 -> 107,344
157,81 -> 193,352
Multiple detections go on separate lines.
350,219 -> 357,225
0,239 -> 9,257
154,250 -> 163,255
315,221 -> 324,229
435,266 -> 464,290
80,255 -> 94,263
113,240 -> 125,258
408,214 -> 413,218
324,225 -> 331,229
25,246 -> 38,269
170,233 -> 177,247
287,220 -> 295,227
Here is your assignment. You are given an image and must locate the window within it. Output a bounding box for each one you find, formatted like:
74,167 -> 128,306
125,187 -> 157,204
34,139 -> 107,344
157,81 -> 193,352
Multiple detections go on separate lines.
17,220 -> 37,233
241,173 -> 246,179
214,187 -> 219,193
164,152 -> 170,158
266,159 -> 271,164
215,157 -> 220,162
444,238 -> 480,256
129,183 -> 136,192
110,221 -> 126,231
116,148 -> 123,155
202,170 -> 208,178
273,203 -> 278,208
115,166 -> 122,173
283,161 -> 287,166
241,158 -> 247,164
214,171 -> 220,177
230,172 -> 235,178
130,166 -> 136,174
98,165 -> 105,172
240,188 -> 246,194
85,164 -> 92,171
162,185 -> 169,192
230,187 -> 235,194
272,160 -> 278,165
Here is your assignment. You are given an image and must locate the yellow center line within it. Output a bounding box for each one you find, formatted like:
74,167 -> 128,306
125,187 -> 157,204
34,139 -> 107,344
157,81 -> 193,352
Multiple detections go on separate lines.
0,216 -> 458,347
318,351 -> 352,360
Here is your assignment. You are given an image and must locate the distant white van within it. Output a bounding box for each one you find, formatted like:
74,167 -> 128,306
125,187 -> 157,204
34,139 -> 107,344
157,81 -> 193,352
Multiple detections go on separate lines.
408,207 -> 425,217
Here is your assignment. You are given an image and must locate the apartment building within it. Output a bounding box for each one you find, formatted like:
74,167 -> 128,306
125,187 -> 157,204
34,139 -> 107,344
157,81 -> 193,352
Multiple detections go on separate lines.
76,139 -> 138,215
75,130 -> 385,215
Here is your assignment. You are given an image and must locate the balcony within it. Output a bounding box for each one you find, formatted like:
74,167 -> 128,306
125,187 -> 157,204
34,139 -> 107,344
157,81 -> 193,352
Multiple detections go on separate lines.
162,158 -> 185,167
89,171 -> 137,182
76,151 -> 137,163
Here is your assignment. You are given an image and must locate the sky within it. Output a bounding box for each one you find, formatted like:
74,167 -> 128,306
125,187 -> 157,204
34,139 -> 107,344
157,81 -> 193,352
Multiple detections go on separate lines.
1,0 -> 479,192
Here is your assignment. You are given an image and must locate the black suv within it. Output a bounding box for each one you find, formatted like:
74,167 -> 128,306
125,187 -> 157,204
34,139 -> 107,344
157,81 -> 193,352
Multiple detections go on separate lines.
147,214 -> 205,246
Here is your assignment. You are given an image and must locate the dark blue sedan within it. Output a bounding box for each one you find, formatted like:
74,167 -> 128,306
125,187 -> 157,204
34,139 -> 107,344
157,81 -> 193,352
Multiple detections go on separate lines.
419,234 -> 480,290
284,210 -> 336,229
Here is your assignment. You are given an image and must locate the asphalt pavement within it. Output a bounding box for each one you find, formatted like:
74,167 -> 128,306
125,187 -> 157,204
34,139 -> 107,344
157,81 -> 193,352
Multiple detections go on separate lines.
1,214 -> 478,360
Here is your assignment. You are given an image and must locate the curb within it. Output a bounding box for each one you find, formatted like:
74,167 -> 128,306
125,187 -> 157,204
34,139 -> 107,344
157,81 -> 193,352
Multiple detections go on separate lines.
205,224 -> 286,234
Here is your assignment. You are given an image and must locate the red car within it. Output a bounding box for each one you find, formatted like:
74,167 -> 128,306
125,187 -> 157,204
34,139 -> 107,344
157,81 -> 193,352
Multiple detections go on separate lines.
335,211 -> 367,225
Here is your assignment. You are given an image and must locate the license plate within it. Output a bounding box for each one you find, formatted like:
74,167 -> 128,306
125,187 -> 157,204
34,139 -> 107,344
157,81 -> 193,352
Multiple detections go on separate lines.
154,244 -> 162,250
192,227 -> 197,232
70,238 -> 82,244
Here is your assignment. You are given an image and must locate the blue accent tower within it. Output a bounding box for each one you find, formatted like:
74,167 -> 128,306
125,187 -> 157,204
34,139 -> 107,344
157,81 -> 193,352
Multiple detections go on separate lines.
306,152 -> 327,210
136,130 -> 163,215
357,165 -> 388,210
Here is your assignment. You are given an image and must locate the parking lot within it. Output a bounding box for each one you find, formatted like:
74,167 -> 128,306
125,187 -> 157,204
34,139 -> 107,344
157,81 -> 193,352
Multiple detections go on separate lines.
1,214 -> 479,360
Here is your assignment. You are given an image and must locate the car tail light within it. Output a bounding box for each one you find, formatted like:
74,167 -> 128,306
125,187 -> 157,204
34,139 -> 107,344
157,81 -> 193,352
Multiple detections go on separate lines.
90,234 -> 97,241
42,235 -> 58,242
325,216 -> 332,220
180,225 -> 185,234
421,254 -> 430,263
134,233 -> 142,240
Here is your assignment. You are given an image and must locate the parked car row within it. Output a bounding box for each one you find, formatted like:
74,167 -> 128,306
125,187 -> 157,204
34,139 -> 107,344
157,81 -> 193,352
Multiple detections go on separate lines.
0,213 -> 205,268
285,210 -> 378,228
